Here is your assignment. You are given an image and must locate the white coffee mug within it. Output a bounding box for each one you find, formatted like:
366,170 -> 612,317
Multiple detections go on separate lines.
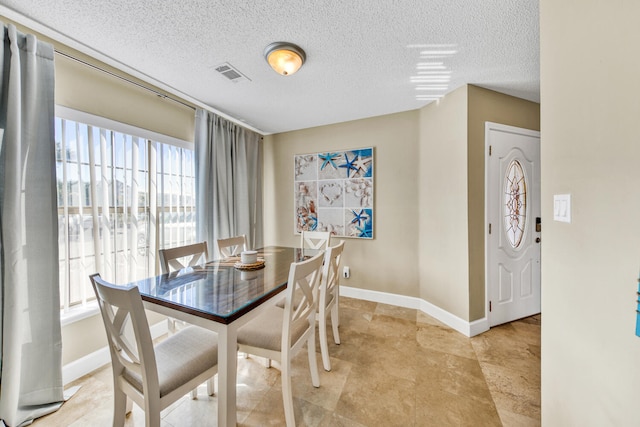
241,250 -> 258,264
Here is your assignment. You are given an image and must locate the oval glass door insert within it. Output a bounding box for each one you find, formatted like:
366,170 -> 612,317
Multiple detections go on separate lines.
504,159 -> 527,248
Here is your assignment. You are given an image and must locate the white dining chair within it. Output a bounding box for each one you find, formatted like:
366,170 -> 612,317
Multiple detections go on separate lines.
300,230 -> 331,250
318,240 -> 345,371
237,252 -> 324,427
277,240 -> 346,371
216,235 -> 248,258
158,241 -> 208,274
158,241 -> 215,397
89,274 -> 219,427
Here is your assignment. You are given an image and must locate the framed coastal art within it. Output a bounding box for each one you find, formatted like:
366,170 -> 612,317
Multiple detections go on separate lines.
294,147 -> 374,239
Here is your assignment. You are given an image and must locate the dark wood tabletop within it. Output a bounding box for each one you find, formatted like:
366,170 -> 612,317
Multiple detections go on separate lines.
134,246 -> 309,324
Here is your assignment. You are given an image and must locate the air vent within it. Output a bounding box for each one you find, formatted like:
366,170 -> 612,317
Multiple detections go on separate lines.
214,62 -> 250,83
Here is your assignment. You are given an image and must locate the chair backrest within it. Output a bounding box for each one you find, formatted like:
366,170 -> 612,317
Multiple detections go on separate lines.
159,242 -> 208,274
282,252 -> 325,350
300,230 -> 331,250
320,240 -> 345,309
216,235 -> 248,258
89,274 -> 160,395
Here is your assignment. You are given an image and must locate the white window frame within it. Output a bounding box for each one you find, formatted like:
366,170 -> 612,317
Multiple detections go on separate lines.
56,106 -> 194,325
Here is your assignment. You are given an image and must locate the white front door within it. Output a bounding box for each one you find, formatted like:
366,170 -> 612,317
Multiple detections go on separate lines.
486,122 -> 541,327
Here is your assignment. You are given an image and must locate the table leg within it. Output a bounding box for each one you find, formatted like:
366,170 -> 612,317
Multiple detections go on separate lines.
217,326 -> 238,427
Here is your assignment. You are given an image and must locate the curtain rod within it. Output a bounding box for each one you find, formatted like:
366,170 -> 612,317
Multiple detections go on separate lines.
54,50 -> 195,111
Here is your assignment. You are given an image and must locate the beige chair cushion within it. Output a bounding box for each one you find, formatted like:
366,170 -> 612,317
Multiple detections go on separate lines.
124,326 -> 218,397
275,293 -> 302,310
237,306 -> 309,352
276,292 -> 333,311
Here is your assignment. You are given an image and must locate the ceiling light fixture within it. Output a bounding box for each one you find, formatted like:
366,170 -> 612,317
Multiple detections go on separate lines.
264,42 -> 306,76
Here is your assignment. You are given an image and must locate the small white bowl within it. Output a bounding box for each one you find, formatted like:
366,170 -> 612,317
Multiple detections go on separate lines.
241,250 -> 258,264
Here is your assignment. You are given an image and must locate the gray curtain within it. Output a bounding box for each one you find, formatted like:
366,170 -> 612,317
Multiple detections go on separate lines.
0,24 -> 63,427
195,109 -> 263,257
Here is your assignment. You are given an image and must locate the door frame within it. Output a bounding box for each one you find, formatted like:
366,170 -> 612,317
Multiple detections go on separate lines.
484,121 -> 541,326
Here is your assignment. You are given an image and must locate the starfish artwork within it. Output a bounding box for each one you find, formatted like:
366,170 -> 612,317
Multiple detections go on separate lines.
351,156 -> 371,176
339,154 -> 359,178
355,220 -> 373,238
350,209 -> 369,226
318,152 -> 340,170
308,215 -> 318,230
294,147 -> 374,239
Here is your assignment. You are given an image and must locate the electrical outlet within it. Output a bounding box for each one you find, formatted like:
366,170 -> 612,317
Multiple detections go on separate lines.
343,266 -> 350,279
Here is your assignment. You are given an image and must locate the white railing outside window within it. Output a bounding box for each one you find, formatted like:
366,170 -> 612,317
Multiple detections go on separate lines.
55,107 -> 196,313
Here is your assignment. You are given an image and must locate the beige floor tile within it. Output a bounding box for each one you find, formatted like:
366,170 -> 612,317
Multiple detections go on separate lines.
416,387 -> 502,427
339,297 -> 377,312
498,408 -> 541,427
335,364 -> 416,427
351,333 -> 418,383
374,303 -> 417,321
471,323 -> 541,377
478,362 -> 541,421
290,351 -> 352,411
318,412 -> 369,427
417,323 -> 478,360
366,313 -> 417,341
336,307 -> 373,335
316,328 -> 367,363
416,347 -> 494,405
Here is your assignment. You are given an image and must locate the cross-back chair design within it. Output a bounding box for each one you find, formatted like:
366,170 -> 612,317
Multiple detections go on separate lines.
157,241 -> 215,397
216,235 -> 248,258
318,240 -> 346,371
236,252 -> 324,427
158,241 -> 208,274
89,274 -> 219,427
300,230 -> 331,250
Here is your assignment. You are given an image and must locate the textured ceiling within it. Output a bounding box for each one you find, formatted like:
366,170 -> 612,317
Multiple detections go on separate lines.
1,1 -> 539,135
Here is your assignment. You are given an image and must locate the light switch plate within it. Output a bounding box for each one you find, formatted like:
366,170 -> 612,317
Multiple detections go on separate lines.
553,194 -> 571,223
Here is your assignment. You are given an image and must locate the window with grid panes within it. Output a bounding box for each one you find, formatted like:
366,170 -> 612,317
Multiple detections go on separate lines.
55,107 -> 196,312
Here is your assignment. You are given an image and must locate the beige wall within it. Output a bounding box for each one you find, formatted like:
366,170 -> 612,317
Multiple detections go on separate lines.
418,87 -> 470,320
55,55 -> 195,142
2,16 -> 195,142
264,112 -> 421,297
467,86 -> 540,320
540,1 -> 640,424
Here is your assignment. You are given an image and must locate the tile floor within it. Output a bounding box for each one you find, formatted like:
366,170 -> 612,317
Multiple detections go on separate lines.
33,297 -> 541,426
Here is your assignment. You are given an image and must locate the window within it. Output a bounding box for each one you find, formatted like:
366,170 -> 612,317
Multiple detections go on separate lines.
55,107 -> 196,312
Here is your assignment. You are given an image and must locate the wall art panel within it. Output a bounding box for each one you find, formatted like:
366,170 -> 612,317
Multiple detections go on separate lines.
294,147 -> 374,239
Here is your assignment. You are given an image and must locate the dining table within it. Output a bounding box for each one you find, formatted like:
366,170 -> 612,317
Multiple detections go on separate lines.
132,245 -> 313,427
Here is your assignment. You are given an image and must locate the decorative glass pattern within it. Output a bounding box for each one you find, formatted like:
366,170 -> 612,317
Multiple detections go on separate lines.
504,159 -> 527,248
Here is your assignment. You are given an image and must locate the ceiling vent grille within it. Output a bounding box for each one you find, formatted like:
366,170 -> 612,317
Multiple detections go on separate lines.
214,62 -> 250,83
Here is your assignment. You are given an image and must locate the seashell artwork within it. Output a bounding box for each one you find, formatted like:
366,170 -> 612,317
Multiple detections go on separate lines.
294,147 -> 373,239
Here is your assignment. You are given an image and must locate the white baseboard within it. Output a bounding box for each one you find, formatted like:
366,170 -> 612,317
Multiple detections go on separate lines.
62,320 -> 168,386
341,286 -> 489,338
